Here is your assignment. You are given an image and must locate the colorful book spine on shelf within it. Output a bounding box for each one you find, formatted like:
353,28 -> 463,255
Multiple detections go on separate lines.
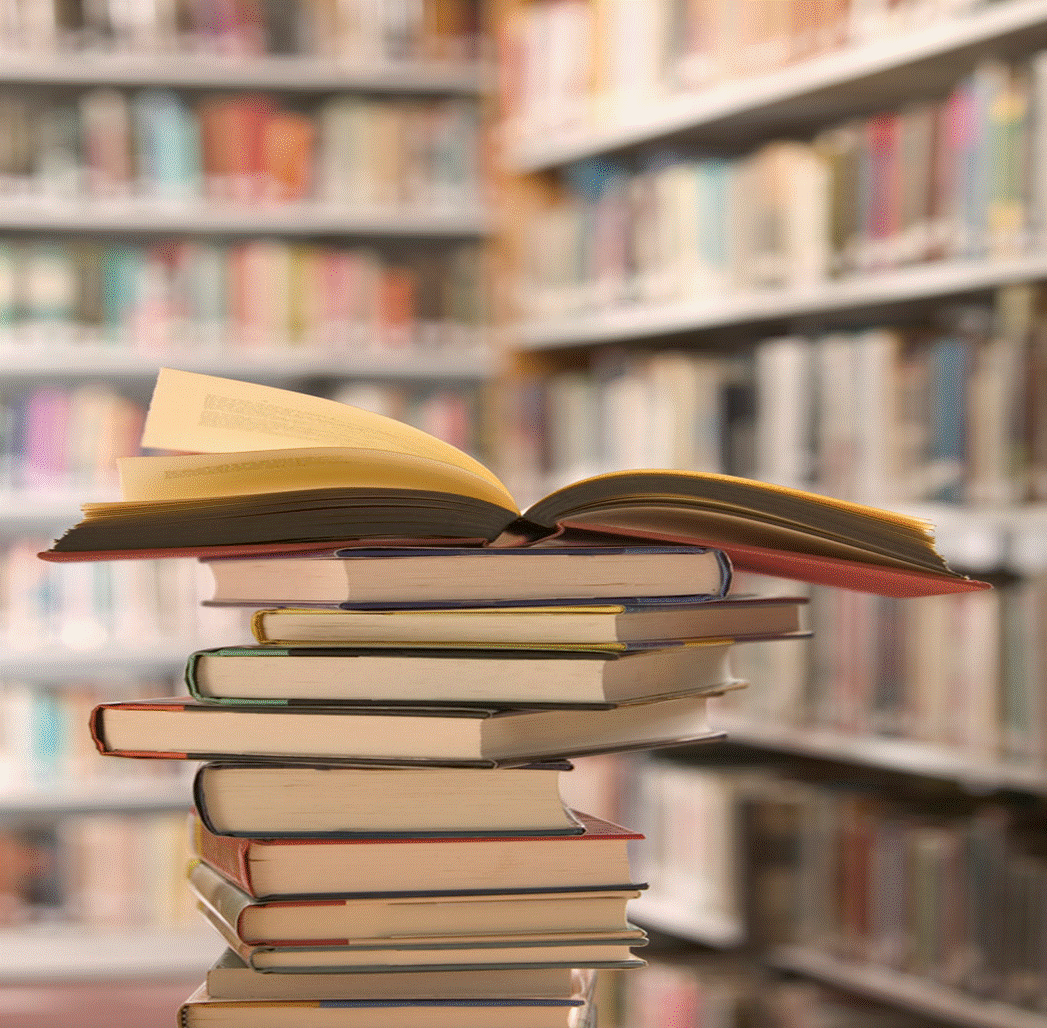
0,88 -> 482,207
513,50 -> 1047,322
0,0 -> 482,62
0,240 -> 485,353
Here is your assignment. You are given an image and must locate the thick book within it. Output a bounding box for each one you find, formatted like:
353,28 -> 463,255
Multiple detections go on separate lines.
89,691 -> 719,767
189,809 -> 641,899
189,860 -> 640,944
203,545 -> 732,605
41,369 -> 984,598
199,902 -> 646,972
205,949 -> 581,999
179,983 -> 591,1027
183,640 -> 739,707
248,595 -> 807,646
193,762 -> 580,838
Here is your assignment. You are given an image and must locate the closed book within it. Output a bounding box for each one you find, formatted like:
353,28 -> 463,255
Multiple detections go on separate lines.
199,902 -> 646,972
179,983 -> 590,1027
43,370 -> 984,599
205,949 -> 580,1000
190,808 -> 640,899
248,595 -> 807,647
89,691 -> 718,767
189,860 -> 641,944
183,640 -> 739,707
204,545 -> 731,606
193,761 -> 579,838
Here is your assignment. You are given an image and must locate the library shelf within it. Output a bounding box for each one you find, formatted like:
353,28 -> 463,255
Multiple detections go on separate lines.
0,648 -> 190,680
0,198 -> 489,238
0,925 -> 224,982
515,252 -> 1047,351
506,0 -> 1047,171
0,783 -> 190,819
0,345 -> 496,384
709,710 -> 1047,796
769,946 -> 1047,1028
0,52 -> 487,94
628,894 -> 745,949
0,493 -> 86,530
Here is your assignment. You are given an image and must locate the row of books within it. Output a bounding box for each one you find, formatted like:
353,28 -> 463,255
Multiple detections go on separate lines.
731,570 -> 1047,766
0,0 -> 482,61
0,680 -> 192,790
0,538 -> 247,654
502,351 -> 753,507
502,0 -> 982,137
517,53 -> 1047,318
0,812 -> 194,929
508,295 -> 1047,510
606,757 -> 1047,1016
0,89 -> 481,206
791,785 -> 1047,1011
0,382 -> 482,493
0,239 -> 487,354
755,308 -> 1047,507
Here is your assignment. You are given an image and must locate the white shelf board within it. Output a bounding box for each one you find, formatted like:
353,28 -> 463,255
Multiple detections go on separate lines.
0,492 -> 88,528
711,711 -> 1047,795
629,894 -> 744,948
507,0 -> 1047,170
0,52 -> 487,93
0,647 -> 190,679
0,783 -> 190,817
0,926 -> 223,982
0,345 -> 496,382
0,197 -> 489,237
516,253 -> 1047,350
771,946 -> 1047,1028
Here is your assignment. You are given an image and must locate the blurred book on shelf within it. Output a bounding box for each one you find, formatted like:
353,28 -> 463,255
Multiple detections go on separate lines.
0,0 -> 483,62
0,88 -> 481,207
501,0 -> 986,138
510,50 -> 1047,323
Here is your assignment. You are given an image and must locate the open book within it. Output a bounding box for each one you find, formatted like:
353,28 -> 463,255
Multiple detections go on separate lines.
41,369 -> 985,597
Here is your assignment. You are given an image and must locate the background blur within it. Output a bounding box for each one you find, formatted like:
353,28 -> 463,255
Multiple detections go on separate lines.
1,1 -> 1047,1026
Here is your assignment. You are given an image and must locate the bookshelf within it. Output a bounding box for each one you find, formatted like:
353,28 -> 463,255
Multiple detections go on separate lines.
0,198 -> 489,238
496,1 -> 1047,1025
0,53 -> 488,94
770,948 -> 1047,1028
0,0 -> 492,983
505,0 -> 1047,170
515,253 -> 1047,351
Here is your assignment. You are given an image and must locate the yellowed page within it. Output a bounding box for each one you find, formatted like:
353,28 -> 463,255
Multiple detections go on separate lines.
117,446 -> 517,510
138,368 -> 513,505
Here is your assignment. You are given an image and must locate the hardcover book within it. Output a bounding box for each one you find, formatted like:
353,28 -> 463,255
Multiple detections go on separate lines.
42,370 -> 984,598
90,691 -> 720,767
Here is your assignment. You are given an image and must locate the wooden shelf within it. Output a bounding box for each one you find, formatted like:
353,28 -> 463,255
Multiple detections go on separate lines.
516,253 -> 1047,351
506,0 -> 1047,170
0,197 -> 489,237
0,51 -> 487,94
771,946 -> 1047,1028
710,710 -> 1047,795
0,783 -> 190,818
0,926 -> 224,982
0,345 -> 496,383
629,894 -> 745,949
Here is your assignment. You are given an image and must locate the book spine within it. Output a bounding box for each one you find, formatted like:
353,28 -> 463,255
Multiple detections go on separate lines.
189,814 -> 256,895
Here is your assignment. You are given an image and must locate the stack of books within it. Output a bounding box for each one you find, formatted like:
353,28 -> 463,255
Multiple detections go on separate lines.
42,369 -> 986,1025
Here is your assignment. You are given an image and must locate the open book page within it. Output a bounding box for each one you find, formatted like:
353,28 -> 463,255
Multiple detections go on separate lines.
116,447 -> 517,511
124,368 -> 514,506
